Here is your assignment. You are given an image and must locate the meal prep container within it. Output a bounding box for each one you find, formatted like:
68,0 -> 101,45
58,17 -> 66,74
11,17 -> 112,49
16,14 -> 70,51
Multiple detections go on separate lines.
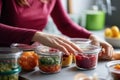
62,54 -> 73,67
75,45 -> 101,70
0,47 -> 22,71
35,46 -> 62,74
0,67 -> 21,80
106,60 -> 120,80
11,43 -> 39,71
70,38 -> 91,62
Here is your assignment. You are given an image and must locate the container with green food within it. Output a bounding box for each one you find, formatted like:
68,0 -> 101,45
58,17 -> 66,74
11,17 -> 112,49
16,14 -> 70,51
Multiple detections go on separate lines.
35,45 -> 62,74
0,66 -> 21,80
0,47 -> 22,72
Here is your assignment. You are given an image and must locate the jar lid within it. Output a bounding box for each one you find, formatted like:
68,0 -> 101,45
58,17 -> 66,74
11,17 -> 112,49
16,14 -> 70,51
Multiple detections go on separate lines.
0,47 -> 22,56
11,43 -> 36,51
0,67 -> 21,75
70,38 -> 91,44
35,45 -> 62,56
79,45 -> 101,54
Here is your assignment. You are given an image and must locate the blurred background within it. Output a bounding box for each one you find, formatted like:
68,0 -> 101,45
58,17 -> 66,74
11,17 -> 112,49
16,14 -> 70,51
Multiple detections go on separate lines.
43,0 -> 120,34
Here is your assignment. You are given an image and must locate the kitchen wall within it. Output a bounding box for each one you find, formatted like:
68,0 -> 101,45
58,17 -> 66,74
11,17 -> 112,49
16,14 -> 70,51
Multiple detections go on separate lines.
105,0 -> 120,27
44,0 -> 94,34
62,0 -> 94,15
62,0 -> 120,27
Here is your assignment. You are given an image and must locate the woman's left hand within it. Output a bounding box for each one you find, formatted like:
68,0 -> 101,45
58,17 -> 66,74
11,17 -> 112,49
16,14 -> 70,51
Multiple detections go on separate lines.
99,41 -> 114,60
89,34 -> 114,60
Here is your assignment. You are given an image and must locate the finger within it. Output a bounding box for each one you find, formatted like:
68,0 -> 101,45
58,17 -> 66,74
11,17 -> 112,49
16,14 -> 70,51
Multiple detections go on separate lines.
110,47 -> 114,58
104,46 -> 113,59
58,37 -> 82,52
43,37 -> 70,55
53,40 -> 70,55
55,38 -> 78,55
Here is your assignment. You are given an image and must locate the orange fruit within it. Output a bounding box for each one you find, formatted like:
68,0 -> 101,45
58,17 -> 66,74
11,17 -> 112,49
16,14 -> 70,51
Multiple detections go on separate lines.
18,51 -> 38,71
104,28 -> 113,37
114,32 -> 120,38
111,26 -> 119,37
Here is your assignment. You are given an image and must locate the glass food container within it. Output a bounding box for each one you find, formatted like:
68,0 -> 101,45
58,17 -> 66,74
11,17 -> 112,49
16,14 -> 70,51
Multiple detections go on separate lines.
70,38 -> 91,63
75,45 -> 101,70
62,54 -> 73,67
0,47 -> 22,72
0,66 -> 21,80
106,60 -> 120,80
35,46 -> 62,74
11,43 -> 39,71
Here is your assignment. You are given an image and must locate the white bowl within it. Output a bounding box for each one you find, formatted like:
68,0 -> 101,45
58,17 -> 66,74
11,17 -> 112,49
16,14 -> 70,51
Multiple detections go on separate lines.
105,37 -> 120,48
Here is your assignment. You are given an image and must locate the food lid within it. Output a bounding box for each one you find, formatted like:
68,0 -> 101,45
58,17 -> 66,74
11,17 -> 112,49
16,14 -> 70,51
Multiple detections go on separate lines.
79,45 -> 101,54
11,43 -> 36,51
0,47 -> 22,56
35,45 -> 62,56
70,38 -> 91,44
0,66 -> 21,75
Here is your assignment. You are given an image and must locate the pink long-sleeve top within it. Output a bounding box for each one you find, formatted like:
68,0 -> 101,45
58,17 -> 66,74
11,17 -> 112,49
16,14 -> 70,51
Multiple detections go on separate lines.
0,0 -> 91,46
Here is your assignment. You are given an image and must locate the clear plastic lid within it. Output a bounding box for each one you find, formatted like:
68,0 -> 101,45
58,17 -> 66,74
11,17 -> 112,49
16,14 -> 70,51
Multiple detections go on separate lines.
70,38 -> 91,44
35,45 -> 62,56
0,66 -> 21,75
79,45 -> 101,54
10,43 -> 37,51
0,47 -> 22,56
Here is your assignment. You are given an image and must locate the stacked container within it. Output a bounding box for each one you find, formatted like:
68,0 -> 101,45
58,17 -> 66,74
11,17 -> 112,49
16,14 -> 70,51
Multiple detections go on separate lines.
0,47 -> 22,80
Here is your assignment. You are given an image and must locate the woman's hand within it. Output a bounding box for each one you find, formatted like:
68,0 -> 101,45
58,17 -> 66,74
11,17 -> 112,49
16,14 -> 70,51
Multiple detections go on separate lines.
32,32 -> 82,55
89,34 -> 114,60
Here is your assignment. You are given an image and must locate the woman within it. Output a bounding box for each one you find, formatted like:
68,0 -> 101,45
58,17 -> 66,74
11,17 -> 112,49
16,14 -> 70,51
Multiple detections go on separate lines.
0,0 -> 113,59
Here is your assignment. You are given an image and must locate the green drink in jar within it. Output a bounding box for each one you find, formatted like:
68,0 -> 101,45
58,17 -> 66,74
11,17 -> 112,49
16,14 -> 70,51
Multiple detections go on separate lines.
85,10 -> 105,30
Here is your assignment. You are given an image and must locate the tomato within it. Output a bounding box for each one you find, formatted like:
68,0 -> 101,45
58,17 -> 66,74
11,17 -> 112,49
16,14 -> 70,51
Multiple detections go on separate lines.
18,51 -> 38,71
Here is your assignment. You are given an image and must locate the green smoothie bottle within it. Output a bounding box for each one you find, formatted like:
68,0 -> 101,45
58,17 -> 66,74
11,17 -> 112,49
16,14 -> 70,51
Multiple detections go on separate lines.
85,5 -> 105,30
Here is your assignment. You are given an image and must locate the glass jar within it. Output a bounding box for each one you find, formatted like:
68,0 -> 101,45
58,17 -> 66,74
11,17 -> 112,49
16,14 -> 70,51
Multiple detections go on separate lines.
75,45 -> 101,70
0,47 -> 22,72
70,38 -> 91,63
35,46 -> 62,74
10,43 -> 39,71
62,54 -> 73,67
106,60 -> 120,80
0,67 -> 21,80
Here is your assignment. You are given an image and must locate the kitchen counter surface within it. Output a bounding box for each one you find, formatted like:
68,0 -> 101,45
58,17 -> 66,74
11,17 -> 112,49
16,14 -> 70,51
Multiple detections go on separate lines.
20,30 -> 120,80
20,61 -> 109,80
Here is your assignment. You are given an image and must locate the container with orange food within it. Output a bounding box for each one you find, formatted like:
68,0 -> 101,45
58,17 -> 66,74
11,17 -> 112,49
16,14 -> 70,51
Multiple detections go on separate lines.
35,45 -> 62,74
11,43 -> 39,71
62,54 -> 73,67
106,60 -> 120,80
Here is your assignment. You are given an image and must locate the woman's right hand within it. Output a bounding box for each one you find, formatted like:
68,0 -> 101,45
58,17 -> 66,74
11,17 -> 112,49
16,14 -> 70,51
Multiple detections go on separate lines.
32,32 -> 82,55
